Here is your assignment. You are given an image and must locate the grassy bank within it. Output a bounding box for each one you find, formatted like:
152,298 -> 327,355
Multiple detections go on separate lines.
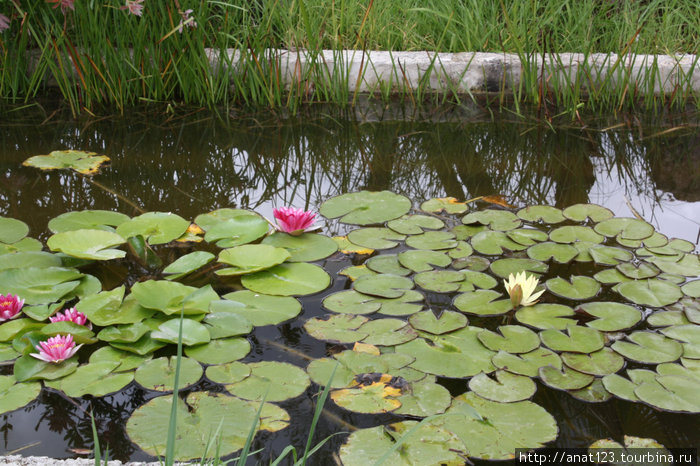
0,0 -> 698,115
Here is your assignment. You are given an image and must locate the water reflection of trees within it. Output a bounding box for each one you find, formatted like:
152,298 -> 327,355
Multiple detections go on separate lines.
1,112 -> 697,235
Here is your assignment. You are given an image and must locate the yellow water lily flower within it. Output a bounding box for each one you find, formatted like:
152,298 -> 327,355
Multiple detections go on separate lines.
504,271 -> 545,309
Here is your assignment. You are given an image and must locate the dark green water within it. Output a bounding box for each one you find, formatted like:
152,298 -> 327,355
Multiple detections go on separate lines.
0,107 -> 698,463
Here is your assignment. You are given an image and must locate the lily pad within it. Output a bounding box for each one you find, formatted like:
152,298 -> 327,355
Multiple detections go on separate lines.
347,228 -> 406,250
527,242 -> 579,264
214,291 -> 301,326
491,348 -> 562,377
224,361 -> 310,402
45,361 -> 133,397
387,214 -> 445,235
405,231 -> 457,250
397,250 -> 451,273
339,265 -> 376,281
200,212 -> 269,248
88,346 -> 152,372
202,312 -> 252,339
635,375 -> 700,412
601,369 -> 657,402
217,244 -> 290,276
304,314 -> 369,343
420,197 -> 468,214
333,236 -> 374,255
470,230 -> 527,255
562,204 -> 613,223
616,261 -> 660,280
660,324 -> 700,358
507,228 -> 549,246
0,267 -> 83,305
0,251 -> 62,271
0,237 -> 42,254
415,270 -> 468,293
612,331 -> 683,364
13,354 -> 79,382
517,205 -> 565,224
549,226 -> 604,244
320,191 -> 411,225
561,347 -> 625,376
0,375 -> 41,414
116,212 -> 190,245
468,370 -> 537,402
576,302 -> 642,332
241,263 -> 330,296
462,209 -> 521,231
0,217 -> 29,244
616,279 -> 682,307
23,150 -> 109,174
205,361 -> 251,385
359,319 -> 417,346
489,258 -> 548,278
477,325 -> 540,354
539,365 -> 595,390
546,276 -> 601,300
681,280 -> 700,298
395,379 -> 452,417
647,310 -> 690,327
540,326 -> 604,354
448,241 -> 474,259
515,304 -> 576,330
184,338 -> 251,365
48,210 -> 130,233
131,281 -> 218,315
354,274 -> 413,298
134,356 -> 203,391
262,233 -> 337,262
408,310 -> 467,335
322,290 -> 419,316
452,255 -> 490,272
594,217 -> 654,240
163,251 -> 215,279
366,255 -> 411,276
568,378 -> 612,403
650,254 -> 700,277
151,318 -> 211,346
589,246 -> 633,266
47,229 -> 126,260
331,374 -> 403,413
453,290 -> 513,316
593,269 -> 632,285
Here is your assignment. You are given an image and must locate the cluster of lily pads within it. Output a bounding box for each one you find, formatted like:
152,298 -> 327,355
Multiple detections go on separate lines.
1,183 -> 699,462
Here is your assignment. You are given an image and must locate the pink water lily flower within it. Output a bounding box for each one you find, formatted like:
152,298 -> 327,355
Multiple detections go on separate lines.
50,308 -> 90,327
31,334 -> 82,364
273,207 -> 317,236
0,294 -> 24,322
46,0 -> 75,14
120,0 -> 144,16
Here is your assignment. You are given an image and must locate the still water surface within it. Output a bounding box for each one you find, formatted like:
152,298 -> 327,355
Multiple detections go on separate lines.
0,107 -> 699,463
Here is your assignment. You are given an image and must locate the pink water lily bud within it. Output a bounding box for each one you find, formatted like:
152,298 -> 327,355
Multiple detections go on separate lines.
272,207 -> 317,235
120,0 -> 144,16
50,308 -> 90,327
30,334 -> 82,364
0,294 -> 24,322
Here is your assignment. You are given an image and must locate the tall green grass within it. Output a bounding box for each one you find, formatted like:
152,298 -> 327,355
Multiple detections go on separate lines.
0,0 -> 698,115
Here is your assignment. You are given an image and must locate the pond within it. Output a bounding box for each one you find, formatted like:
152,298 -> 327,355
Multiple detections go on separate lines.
0,106 -> 699,464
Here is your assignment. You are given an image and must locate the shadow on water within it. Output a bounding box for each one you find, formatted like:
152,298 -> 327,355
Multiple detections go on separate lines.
0,105 -> 699,463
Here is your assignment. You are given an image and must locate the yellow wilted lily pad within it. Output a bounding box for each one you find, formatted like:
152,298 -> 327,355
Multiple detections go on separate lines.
23,150 -> 110,175
331,373 -> 406,413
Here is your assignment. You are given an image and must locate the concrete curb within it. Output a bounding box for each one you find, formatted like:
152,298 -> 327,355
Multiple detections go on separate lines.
205,49 -> 700,95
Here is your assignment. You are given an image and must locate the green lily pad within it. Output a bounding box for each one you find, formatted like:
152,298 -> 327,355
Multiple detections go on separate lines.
126,391 -> 288,460
0,251 -> 62,271
216,244 -> 290,276
448,241 -> 474,259
635,375 -> 700,413
241,263 -> 330,296
576,302 -> 642,332
650,254 -> 700,277
568,378 -> 612,403
0,217 -> 29,244
0,237 -> 42,254
45,361 -> 133,397
462,209 -> 521,231
397,249 -> 451,273
430,392 -> 558,460
394,327 -> 495,378
616,261 -> 660,279
612,331 -> 683,364
491,348 -> 562,377
306,350 -> 414,389
414,270 -> 468,293
339,265 -> 376,281
261,233 -> 337,262
451,224 -> 488,240
116,212 -> 190,245
616,279 -> 682,307
539,365 -> 595,390
562,204 -> 614,223
184,338 -> 251,365
151,318 -> 211,346
527,242 -> 579,264
200,212 -> 269,248
224,361 -> 310,402
387,214 -> 445,234
507,228 -> 549,246
453,290 -> 512,316
594,217 -> 654,240
131,281 -> 218,315
78,290 -> 154,326
23,150 -> 109,174
405,231 -> 458,250
37,321 -> 95,345
470,230 -> 527,255
540,325 -> 604,353
304,314 -> 369,343
681,280 -> 700,298
478,325 -> 540,354
134,356 -> 203,391
333,236 -> 375,255
420,197 -> 469,214
359,319 -> 417,346
88,346 -> 152,372
660,324 -> 700,358
489,258 -> 548,278
354,274 -> 413,298
110,332 -> 166,355
13,354 -> 79,382
395,379 -> 452,417
601,369 -> 658,402
517,205 -> 565,224
549,225 -> 604,244
647,310 -> 690,327
163,251 -> 215,279
214,291 -> 301,326
561,347 -> 625,376
331,375 -> 404,413
589,246 -> 633,266
408,310 -> 467,335
469,370 -> 537,402
98,322 -> 150,343
0,343 -> 20,362
205,361 -> 251,385
366,255 -> 411,276
0,266 -> 83,305
515,304 -> 576,330
202,312 -> 252,339
593,269 -> 632,285
0,375 -> 41,414
320,191 -> 411,225
452,255 -> 490,272
48,210 -> 130,233
546,276 -> 601,300
339,422 -> 465,466
347,228 -> 406,250
19,301 -> 63,321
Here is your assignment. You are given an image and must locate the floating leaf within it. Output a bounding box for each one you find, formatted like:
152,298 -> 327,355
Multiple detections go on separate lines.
331,374 -> 404,413
539,365 -> 594,390
549,226 -> 604,244
0,251 -> 62,271
394,379 -> 452,416
568,378 -> 612,403
470,230 -> 526,255
453,290 -> 512,316
540,326 -> 604,354
527,242 -> 578,264
451,224 -> 488,240
660,324 -> 700,358
354,274 -> 413,298
0,267 -> 83,305
134,356 -> 203,391
200,212 -> 269,248
612,331 -> 683,364
214,291 -> 301,326
681,280 -> 700,298
116,212 -> 190,245
405,231 -> 457,250
88,346 -> 151,372
420,197 -> 468,214
469,370 -> 536,402
320,191 -> 411,225
333,236 -> 374,255
650,254 -> 700,277
593,269 -> 632,285
489,258 -> 548,278
217,244 -> 290,276
241,263 -> 330,296
561,348 -> 625,376
0,217 -> 29,244
577,302 -> 642,332
647,310 -> 690,327
366,255 -> 411,276
13,354 -> 78,382
304,314 -> 369,343
339,265 -> 376,281
517,205 -> 565,224
462,209 -> 521,231
151,318 -> 211,346
0,237 -> 42,254
546,276 -> 601,300
131,281 -> 217,316
415,270 -> 468,293
323,290 -> 424,317
452,255 -> 490,272
387,214 -> 445,235
635,375 -> 700,413
47,229 -> 126,260
163,251 -> 215,279
491,348 -> 562,377
507,228 -> 549,246
397,250 -> 450,273
205,361 -> 251,385
478,325 -> 540,354
515,304 -> 576,330
616,279 -> 682,307
448,241 -> 474,259
45,361 -> 133,397
616,261 -> 660,279
562,204 -> 613,223
359,319 -> 417,346
408,310 -> 467,335
594,217 -> 654,240
601,369 -> 657,402
0,375 -> 41,414
262,233 -> 337,262
48,210 -> 130,233
589,246 -> 633,266
184,338 -> 251,365
224,361 -> 310,402
110,332 -> 166,356
23,150 -> 109,174
202,312 -> 252,339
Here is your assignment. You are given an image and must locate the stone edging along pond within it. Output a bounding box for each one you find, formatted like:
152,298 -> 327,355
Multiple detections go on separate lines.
207,49 -> 700,95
